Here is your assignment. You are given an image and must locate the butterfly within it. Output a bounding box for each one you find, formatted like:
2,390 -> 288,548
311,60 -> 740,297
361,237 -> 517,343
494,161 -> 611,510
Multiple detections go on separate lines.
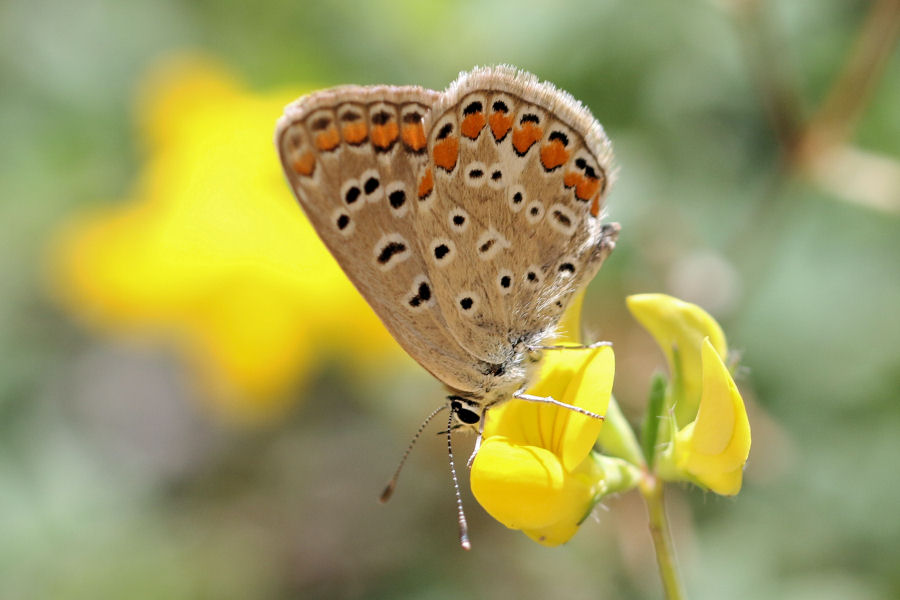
276,66 -> 618,547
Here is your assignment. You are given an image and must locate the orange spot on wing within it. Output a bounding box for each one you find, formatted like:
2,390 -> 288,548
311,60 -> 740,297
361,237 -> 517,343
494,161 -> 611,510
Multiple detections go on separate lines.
565,169 -> 603,206
432,136 -> 459,171
489,112 -> 513,141
460,113 -> 486,139
590,195 -> 601,217
342,121 -> 368,144
575,177 -> 600,202
540,140 -> 569,170
371,122 -> 399,149
563,170 -> 581,188
291,151 -> 316,177
418,168 -> 434,199
401,123 -> 426,151
315,127 -> 340,151
512,123 -> 542,155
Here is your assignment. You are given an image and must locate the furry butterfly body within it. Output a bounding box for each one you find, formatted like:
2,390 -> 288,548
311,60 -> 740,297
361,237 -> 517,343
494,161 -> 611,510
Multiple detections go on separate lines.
276,66 -> 618,422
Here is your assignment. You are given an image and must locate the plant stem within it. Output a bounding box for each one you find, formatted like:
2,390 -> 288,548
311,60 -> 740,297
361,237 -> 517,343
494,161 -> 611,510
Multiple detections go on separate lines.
640,474 -> 686,600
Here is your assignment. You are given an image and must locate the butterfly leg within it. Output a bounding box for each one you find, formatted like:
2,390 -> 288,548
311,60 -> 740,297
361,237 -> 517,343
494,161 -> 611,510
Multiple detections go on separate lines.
513,392 -> 605,421
528,340 -> 612,351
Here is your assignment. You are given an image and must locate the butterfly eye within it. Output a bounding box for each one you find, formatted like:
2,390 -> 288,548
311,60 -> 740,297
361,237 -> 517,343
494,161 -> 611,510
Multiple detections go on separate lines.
448,398 -> 481,424
455,407 -> 480,425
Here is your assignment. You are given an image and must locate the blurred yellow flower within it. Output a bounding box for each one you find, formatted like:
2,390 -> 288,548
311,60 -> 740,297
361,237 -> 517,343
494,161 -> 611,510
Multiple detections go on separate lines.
46,55 -> 400,422
470,344 -> 631,546
626,293 -> 727,427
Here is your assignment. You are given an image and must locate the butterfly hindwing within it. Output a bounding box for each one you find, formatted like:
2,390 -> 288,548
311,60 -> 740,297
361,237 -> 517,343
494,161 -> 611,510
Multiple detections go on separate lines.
415,67 -> 616,364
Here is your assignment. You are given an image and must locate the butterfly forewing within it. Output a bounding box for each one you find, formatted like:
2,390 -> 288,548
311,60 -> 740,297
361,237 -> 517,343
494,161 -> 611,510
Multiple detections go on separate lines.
276,85 -> 487,394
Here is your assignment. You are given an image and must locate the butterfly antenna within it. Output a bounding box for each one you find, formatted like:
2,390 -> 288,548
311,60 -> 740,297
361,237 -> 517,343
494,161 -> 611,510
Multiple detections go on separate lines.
446,409 -> 471,550
380,405 -> 447,503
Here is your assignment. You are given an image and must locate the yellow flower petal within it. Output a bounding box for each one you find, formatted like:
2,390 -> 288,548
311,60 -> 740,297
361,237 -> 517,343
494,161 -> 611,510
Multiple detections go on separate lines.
471,437 -> 595,532
626,293 -> 727,426
470,345 -> 616,545
556,346 -> 614,471
483,346 -> 614,471
675,338 -> 751,495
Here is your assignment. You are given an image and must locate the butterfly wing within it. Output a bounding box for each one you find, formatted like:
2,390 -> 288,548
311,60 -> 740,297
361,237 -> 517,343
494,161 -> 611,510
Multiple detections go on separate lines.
276,85 -> 488,393
414,66 -> 618,364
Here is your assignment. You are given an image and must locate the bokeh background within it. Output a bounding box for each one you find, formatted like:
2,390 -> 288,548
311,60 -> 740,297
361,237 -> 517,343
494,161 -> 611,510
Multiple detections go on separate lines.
2,0 -> 898,598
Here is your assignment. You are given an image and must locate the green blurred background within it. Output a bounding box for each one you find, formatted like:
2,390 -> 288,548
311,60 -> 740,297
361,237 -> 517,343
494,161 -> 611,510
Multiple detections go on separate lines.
2,0 -> 898,598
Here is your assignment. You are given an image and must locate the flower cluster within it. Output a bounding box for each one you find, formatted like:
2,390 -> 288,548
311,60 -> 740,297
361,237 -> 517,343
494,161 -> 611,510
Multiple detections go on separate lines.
470,293 -> 751,545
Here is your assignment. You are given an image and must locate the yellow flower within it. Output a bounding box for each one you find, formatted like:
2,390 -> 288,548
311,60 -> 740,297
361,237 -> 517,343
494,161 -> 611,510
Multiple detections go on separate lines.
470,344 -> 634,546
672,338 -> 751,495
626,293 -> 727,427
628,294 -> 751,495
45,55 -> 400,422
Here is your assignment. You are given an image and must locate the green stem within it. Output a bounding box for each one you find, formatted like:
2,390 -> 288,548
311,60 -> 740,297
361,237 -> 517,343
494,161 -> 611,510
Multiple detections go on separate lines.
640,475 -> 686,600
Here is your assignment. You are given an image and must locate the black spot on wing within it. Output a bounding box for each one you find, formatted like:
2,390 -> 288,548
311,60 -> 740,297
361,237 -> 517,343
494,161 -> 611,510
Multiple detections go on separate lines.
372,111 -> 391,125
437,123 -> 453,140
548,131 -> 569,145
377,242 -> 406,265
389,189 -> 406,209
463,101 -> 483,115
